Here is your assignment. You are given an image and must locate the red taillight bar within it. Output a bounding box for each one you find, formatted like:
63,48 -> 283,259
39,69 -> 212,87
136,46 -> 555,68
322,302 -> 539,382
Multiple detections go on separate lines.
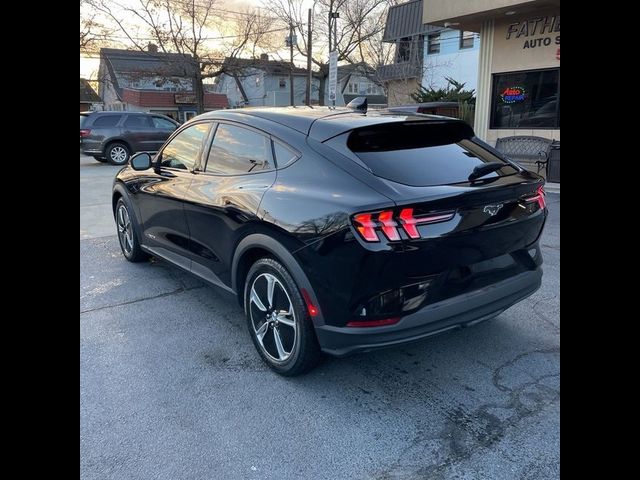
353,208 -> 454,242
80,129 -> 91,137
353,213 -> 378,242
377,210 -> 400,241
523,186 -> 546,210
399,208 -> 455,239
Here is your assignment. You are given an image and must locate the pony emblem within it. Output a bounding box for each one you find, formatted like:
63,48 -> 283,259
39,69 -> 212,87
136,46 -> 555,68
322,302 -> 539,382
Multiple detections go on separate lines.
483,204 -> 504,216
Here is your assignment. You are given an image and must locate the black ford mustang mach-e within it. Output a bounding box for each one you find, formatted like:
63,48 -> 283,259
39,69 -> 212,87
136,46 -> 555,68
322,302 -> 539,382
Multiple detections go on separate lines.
112,103 -> 546,375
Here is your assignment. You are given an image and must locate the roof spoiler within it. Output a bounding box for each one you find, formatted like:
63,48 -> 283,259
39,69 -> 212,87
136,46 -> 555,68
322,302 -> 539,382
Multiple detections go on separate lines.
346,96 -> 367,113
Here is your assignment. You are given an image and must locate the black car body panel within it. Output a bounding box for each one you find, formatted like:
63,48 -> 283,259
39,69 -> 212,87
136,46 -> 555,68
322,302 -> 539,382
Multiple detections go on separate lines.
113,107 -> 546,356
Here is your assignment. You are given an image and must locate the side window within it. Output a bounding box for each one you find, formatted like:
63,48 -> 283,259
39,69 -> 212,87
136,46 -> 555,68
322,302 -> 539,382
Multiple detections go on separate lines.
124,115 -> 152,128
206,124 -> 273,175
160,123 -> 211,170
92,115 -> 121,127
152,116 -> 177,129
273,141 -> 298,168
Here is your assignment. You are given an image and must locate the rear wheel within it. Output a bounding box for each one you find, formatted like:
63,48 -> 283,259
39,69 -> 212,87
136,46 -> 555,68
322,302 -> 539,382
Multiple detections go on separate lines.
244,258 -> 321,376
106,142 -> 130,165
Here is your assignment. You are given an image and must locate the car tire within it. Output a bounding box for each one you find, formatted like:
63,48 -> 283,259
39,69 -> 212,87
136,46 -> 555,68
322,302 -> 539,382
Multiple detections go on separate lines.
106,142 -> 130,165
93,156 -> 108,163
244,258 -> 321,376
115,198 -> 149,263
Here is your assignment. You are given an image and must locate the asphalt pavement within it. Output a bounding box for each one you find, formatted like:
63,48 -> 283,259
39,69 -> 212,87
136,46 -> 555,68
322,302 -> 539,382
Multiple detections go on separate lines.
80,154 -> 560,480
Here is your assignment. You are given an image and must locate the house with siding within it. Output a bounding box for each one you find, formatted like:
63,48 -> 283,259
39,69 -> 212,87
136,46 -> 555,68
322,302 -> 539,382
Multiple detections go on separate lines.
98,45 -> 228,122
326,63 -> 387,108
80,78 -> 102,111
377,0 -> 480,106
213,55 -> 320,107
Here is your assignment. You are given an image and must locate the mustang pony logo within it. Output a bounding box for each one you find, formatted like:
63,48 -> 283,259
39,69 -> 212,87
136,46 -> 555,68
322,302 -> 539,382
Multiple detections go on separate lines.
483,204 -> 504,216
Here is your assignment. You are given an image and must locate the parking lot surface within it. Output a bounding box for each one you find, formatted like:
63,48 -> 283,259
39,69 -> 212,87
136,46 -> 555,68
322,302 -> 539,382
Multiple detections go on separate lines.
80,154 -> 560,480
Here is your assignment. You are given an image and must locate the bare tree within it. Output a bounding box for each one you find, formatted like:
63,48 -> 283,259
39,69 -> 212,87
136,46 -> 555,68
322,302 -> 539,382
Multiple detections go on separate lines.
80,0 -> 114,50
264,0 -> 389,105
87,0 -> 278,113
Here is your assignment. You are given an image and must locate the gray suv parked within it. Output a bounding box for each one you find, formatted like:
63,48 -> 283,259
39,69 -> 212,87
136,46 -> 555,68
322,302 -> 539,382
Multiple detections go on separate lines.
80,111 -> 179,165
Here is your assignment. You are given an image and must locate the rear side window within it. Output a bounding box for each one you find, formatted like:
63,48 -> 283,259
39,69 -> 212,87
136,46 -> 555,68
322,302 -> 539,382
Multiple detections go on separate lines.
273,141 -> 298,168
206,124 -> 273,174
124,115 -> 153,128
92,115 -> 121,127
80,115 -> 88,128
152,116 -> 177,129
346,122 -> 512,187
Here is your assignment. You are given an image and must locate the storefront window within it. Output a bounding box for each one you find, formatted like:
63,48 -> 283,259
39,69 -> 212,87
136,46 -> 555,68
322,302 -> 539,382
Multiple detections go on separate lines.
490,68 -> 560,129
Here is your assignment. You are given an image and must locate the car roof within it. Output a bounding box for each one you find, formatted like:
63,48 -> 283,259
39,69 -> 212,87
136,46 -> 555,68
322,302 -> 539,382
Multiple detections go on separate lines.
197,107 -> 464,142
84,111 -> 164,116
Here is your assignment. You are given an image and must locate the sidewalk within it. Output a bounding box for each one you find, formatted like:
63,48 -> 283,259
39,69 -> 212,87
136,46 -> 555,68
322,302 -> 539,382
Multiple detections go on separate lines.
545,182 -> 560,194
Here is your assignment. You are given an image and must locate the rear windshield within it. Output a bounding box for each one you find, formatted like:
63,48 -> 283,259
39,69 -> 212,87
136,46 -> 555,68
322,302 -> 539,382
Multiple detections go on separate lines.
346,121 -> 513,187
80,114 -> 88,128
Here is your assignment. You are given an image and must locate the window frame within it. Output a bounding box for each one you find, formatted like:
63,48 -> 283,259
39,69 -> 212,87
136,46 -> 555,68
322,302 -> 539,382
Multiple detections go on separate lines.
489,67 -> 560,130
200,121 -> 277,177
427,33 -> 441,54
459,31 -> 474,49
151,115 -> 178,129
396,37 -> 412,62
91,114 -> 123,128
155,120 -> 214,173
123,114 -> 153,129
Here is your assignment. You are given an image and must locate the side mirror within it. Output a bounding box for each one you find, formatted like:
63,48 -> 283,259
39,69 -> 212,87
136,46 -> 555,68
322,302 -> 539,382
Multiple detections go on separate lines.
130,152 -> 152,170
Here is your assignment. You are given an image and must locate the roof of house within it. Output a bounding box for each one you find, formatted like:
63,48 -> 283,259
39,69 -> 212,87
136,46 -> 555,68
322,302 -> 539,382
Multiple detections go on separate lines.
222,57 -> 308,76
382,0 -> 442,42
337,62 -> 377,79
100,48 -> 196,76
80,78 -> 101,103
121,88 -> 228,109
101,47 -> 197,101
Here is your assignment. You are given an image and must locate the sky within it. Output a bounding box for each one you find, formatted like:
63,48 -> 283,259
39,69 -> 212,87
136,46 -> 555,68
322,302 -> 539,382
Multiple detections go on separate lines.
80,0 -> 316,81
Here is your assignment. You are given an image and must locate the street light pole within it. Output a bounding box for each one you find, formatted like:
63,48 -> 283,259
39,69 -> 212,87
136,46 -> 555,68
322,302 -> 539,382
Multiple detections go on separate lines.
289,22 -> 294,106
306,8 -> 312,106
329,11 -> 339,107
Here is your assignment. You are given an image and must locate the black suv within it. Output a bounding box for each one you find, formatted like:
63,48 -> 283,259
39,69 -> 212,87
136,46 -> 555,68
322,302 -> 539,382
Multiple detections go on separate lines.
113,105 -> 546,375
80,111 -> 179,165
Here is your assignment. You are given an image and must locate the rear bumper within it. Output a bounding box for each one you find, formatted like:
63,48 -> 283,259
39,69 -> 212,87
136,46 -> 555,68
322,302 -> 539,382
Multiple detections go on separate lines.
314,268 -> 541,356
80,139 -> 104,155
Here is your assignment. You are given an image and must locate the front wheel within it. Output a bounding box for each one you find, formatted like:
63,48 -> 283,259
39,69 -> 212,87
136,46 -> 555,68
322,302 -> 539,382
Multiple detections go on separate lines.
115,198 -> 148,262
244,258 -> 321,376
106,142 -> 130,165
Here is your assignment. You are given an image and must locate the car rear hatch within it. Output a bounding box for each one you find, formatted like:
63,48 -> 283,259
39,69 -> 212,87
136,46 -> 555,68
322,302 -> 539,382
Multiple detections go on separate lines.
322,118 -> 547,322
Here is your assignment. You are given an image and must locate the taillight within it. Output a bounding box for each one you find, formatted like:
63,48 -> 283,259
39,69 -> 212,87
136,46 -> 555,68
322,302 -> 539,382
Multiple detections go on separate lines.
353,213 -> 378,242
377,210 -> 400,241
352,209 -> 454,242
523,186 -> 546,210
80,129 -> 91,137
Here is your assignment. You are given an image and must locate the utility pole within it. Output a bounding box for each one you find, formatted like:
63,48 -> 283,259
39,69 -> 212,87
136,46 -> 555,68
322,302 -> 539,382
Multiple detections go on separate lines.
329,10 -> 339,107
289,22 -> 295,106
306,8 -> 312,106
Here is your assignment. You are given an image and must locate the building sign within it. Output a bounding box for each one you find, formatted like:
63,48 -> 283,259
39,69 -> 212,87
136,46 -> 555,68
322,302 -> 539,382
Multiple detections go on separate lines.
506,15 -> 560,50
328,51 -> 338,101
500,86 -> 526,104
175,93 -> 196,104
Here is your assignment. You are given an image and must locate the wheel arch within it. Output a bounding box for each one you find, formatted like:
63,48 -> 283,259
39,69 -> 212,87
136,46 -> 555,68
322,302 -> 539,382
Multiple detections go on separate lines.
104,138 -> 132,156
112,182 -> 145,242
232,233 -> 325,326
